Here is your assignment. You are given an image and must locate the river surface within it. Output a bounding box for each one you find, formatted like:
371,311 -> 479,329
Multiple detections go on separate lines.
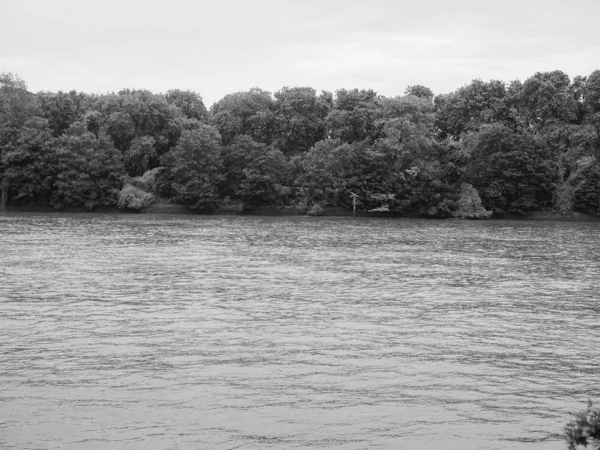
0,213 -> 599,449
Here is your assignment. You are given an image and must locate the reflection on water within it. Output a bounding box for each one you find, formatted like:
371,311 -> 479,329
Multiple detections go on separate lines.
0,213 -> 599,449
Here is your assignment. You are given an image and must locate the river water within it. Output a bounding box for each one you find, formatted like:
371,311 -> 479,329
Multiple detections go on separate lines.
0,213 -> 599,449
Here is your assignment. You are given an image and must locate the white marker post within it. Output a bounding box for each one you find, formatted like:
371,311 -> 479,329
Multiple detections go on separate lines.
350,192 -> 358,219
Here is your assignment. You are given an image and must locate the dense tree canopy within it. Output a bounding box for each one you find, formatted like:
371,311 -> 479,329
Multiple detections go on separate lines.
159,124 -> 223,210
1,69 -> 600,217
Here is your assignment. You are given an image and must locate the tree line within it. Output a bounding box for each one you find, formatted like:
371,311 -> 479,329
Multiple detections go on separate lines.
1,69 -> 599,217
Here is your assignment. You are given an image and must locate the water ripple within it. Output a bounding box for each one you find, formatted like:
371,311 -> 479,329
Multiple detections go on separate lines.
1,213 -> 599,449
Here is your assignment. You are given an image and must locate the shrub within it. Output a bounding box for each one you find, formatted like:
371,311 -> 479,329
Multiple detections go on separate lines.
453,183 -> 492,219
130,167 -> 161,192
565,401 -> 600,450
307,204 -> 324,216
117,184 -> 155,211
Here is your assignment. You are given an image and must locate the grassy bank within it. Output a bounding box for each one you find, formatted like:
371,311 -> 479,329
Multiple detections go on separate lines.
4,203 -> 600,222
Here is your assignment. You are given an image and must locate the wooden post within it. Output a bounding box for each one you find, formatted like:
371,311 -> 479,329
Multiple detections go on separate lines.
350,192 -> 358,219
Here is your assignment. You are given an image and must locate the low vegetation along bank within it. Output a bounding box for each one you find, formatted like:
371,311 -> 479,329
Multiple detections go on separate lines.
1,70 -> 600,219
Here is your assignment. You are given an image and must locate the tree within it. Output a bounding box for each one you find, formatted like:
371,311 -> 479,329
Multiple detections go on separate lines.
405,85 -> 434,102
273,87 -> 331,155
160,124 -> 223,210
124,135 -> 156,176
221,134 -> 269,197
211,88 -> 277,145
377,95 -> 436,149
165,89 -> 208,122
1,117 -> 55,206
518,70 -> 577,131
325,89 -> 382,143
0,73 -> 40,148
553,156 -> 596,215
375,95 -> 454,216
104,111 -> 136,152
37,90 -> 93,137
581,70 -> 600,154
49,122 -> 124,209
300,138 -> 401,211
0,73 -> 41,208
237,147 -> 290,206
573,160 -> 600,216
537,123 -> 599,215
565,401 -> 600,450
93,89 -> 183,165
463,124 -> 556,214
435,79 -> 512,140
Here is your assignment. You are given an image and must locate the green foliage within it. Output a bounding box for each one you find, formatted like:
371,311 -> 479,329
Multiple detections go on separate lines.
519,70 -> 577,131
1,117 -> 54,205
585,70 -> 600,114
307,204 -> 324,216
237,147 -> 290,206
300,139 -> 402,211
165,89 -> 208,122
273,86 -> 331,155
0,72 -> 40,152
464,124 -> 556,214
161,124 -> 223,210
553,156 -> 596,215
49,122 -> 124,209
211,88 -> 277,145
130,167 -> 161,192
573,161 -> 600,215
92,89 -> 184,172
221,135 -> 269,197
37,90 -> 93,137
434,79 -> 512,140
453,183 -> 492,219
326,89 -> 382,143
565,401 -> 600,450
377,95 -> 437,162
124,135 -> 156,176
117,184 -> 155,210
2,71 -> 600,216
405,85 -> 434,102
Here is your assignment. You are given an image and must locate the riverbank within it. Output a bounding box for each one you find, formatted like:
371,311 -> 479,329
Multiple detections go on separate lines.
3,203 -> 600,221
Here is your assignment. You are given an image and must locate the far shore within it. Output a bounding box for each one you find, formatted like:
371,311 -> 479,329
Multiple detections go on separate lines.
3,203 -> 600,222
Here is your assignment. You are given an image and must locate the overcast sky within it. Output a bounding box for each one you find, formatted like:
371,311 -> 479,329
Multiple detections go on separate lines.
2,0 -> 599,106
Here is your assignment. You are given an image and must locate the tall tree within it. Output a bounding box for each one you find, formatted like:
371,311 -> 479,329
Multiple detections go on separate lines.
1,117 -> 55,206
221,134 -> 269,197
435,79 -> 511,140
165,89 -> 209,122
273,87 -> 331,155
325,89 -> 382,143
463,124 -> 556,214
211,88 -> 277,145
405,85 -> 434,102
0,73 -> 40,208
160,124 -> 224,210
237,147 -> 290,206
49,122 -> 124,209
518,70 -> 577,131
37,90 -> 93,137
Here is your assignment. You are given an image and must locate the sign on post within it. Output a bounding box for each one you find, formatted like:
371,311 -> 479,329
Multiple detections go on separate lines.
350,192 -> 358,218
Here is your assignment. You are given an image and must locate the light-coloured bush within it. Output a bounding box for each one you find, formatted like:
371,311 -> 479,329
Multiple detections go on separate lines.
117,184 -> 156,210
453,183 -> 492,219
130,167 -> 161,192
307,204 -> 324,216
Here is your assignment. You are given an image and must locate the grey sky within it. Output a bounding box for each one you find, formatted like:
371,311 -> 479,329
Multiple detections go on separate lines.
2,0 -> 599,106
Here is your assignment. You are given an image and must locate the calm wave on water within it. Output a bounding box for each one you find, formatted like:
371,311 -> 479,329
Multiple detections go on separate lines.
1,212 -> 599,449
